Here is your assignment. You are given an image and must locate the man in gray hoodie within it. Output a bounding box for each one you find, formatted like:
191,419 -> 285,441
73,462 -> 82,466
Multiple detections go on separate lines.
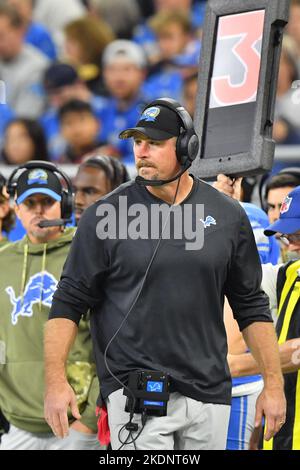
0,4 -> 49,118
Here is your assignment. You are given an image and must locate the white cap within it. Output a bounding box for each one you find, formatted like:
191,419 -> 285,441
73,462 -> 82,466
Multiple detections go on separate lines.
102,40 -> 147,69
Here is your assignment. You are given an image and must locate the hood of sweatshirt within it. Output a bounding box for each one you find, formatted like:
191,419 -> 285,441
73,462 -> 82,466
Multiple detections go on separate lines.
14,228 -> 75,312
16,227 -> 75,255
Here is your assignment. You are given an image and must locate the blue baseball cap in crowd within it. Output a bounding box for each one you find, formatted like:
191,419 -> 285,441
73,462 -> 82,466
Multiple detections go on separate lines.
16,168 -> 62,204
264,186 -> 300,236
43,63 -> 78,91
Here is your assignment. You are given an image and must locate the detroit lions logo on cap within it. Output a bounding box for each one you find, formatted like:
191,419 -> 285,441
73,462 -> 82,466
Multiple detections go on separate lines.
280,196 -> 292,214
140,106 -> 160,122
27,169 -> 48,186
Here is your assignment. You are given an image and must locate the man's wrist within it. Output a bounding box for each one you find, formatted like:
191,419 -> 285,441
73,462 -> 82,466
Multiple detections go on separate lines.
45,367 -> 67,387
263,372 -> 284,389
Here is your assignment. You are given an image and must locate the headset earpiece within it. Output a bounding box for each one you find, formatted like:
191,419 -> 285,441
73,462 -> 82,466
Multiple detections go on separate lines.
81,155 -> 130,190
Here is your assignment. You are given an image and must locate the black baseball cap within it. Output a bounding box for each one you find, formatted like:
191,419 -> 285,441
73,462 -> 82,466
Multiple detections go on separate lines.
119,104 -> 182,141
16,168 -> 62,204
44,63 -> 78,91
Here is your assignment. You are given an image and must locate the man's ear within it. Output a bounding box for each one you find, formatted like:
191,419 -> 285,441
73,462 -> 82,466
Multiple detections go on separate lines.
14,202 -> 20,219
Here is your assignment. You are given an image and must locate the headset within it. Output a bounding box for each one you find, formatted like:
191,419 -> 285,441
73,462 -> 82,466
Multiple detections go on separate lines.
81,155 -> 130,190
7,161 -> 74,221
0,173 -> 6,196
135,98 -> 199,187
259,167 -> 300,212
146,97 -> 199,167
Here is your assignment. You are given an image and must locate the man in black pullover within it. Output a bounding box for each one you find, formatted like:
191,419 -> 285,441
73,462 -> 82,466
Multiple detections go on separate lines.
44,99 -> 286,450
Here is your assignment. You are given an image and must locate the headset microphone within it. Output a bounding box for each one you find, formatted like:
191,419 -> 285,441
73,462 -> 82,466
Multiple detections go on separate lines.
38,218 -> 72,228
135,161 -> 191,187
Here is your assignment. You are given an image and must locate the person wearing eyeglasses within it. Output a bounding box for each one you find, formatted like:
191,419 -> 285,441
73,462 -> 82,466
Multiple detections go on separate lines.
264,171 -> 300,262
217,179 -> 300,450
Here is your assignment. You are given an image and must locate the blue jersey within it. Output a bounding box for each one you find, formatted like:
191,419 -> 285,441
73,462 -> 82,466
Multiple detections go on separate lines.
232,203 -> 279,389
41,95 -> 109,161
25,22 -> 57,61
242,202 -> 280,266
0,104 -> 15,151
133,2 -> 206,51
7,217 -> 26,242
143,70 -> 183,102
99,96 -> 147,164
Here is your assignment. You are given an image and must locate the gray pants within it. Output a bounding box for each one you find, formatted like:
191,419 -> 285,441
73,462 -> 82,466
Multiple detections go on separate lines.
0,425 -> 103,450
107,389 -> 230,450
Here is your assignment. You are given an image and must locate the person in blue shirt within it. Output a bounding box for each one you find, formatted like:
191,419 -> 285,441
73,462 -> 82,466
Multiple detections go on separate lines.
133,0 -> 205,60
101,40 -> 149,164
41,63 -> 109,161
215,175 -> 281,450
142,10 -> 201,102
0,104 -> 15,153
242,202 -> 280,266
6,0 -> 57,60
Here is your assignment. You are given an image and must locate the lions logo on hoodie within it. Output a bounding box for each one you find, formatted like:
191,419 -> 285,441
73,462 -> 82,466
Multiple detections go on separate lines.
6,272 -> 58,325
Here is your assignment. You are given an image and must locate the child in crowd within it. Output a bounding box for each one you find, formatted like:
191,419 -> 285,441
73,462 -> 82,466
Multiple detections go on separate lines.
58,99 -> 116,163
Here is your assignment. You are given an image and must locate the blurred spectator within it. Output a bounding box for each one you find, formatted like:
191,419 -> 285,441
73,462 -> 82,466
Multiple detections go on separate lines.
63,15 -> 115,95
133,0 -> 205,60
182,72 -> 198,118
5,0 -> 57,60
101,40 -> 148,163
0,103 -> 15,150
1,118 -> 49,164
73,154 -> 130,224
32,0 -> 86,55
88,0 -> 142,39
142,11 -> 201,100
287,0 -> 300,73
274,35 -> 300,144
58,99 -> 109,163
0,4 -> 49,118
135,0 -> 155,19
41,62 -> 109,160
149,10 -> 201,68
0,173 -> 15,246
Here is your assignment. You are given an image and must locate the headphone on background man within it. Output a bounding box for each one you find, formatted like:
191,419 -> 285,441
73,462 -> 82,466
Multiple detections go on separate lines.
136,98 -> 199,187
81,155 -> 130,190
7,161 -> 74,221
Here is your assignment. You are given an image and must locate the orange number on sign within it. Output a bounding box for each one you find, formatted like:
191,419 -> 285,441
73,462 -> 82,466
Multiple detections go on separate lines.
212,10 -> 265,105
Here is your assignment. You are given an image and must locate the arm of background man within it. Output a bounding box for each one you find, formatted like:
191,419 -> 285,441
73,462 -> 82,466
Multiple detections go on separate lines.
71,375 -> 100,434
213,174 -> 242,200
44,318 -> 81,438
224,297 -> 248,354
242,322 -> 286,441
229,337 -> 300,376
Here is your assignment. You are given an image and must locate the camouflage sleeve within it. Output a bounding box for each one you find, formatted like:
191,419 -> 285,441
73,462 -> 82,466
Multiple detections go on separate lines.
79,374 -> 100,433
